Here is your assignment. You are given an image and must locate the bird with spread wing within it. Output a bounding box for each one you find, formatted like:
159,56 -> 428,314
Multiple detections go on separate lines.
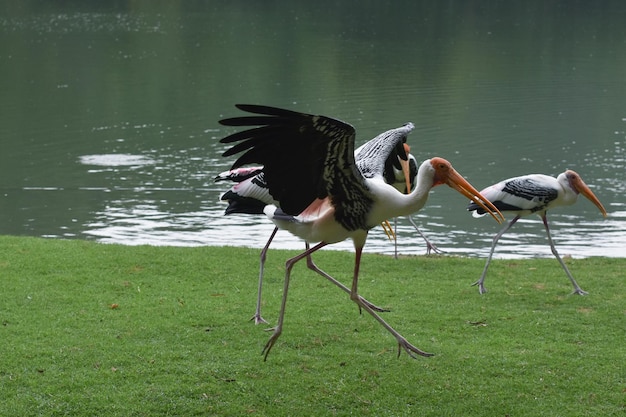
219,104 -> 504,360
216,125 -> 414,325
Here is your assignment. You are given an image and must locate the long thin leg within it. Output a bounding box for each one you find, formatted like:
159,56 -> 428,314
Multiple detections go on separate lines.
474,216 -> 520,294
393,216 -> 442,257
262,242 -> 328,361
251,227 -> 279,325
254,234 -> 388,327
541,214 -> 588,295
407,215 -> 443,255
393,217 -> 399,259
349,246 -> 433,358
304,243 -> 389,313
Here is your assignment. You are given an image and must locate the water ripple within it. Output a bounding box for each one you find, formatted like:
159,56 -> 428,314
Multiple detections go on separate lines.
79,198 -> 624,260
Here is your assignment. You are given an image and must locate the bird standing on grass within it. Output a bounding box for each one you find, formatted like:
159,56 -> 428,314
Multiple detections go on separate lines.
468,170 -> 607,295
219,104 -> 504,360
216,126 -> 413,324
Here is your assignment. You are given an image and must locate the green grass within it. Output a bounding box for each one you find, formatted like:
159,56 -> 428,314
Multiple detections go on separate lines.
0,235 -> 624,416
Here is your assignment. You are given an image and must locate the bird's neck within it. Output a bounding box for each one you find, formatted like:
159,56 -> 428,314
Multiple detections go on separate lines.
366,177 -> 432,226
400,175 -> 433,216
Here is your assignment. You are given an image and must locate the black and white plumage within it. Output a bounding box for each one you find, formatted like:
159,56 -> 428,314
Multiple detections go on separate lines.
219,104 -> 504,360
216,166 -> 269,215
217,127 -> 413,325
376,143 -> 443,256
468,170 -> 608,295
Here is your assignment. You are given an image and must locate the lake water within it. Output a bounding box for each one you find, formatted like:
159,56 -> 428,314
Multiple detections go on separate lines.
1,2 -> 625,259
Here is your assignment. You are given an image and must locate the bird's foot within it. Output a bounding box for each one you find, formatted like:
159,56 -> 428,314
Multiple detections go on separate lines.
471,280 -> 488,295
396,336 -> 434,359
250,314 -> 269,325
261,327 -> 282,361
425,242 -> 444,255
572,288 -> 589,296
360,295 -> 390,313
350,292 -> 432,359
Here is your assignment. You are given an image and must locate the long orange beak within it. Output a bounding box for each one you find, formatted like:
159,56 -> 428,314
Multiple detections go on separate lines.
400,159 -> 412,194
396,143 -> 412,194
568,170 -> 607,217
430,157 -> 505,224
381,144 -> 412,242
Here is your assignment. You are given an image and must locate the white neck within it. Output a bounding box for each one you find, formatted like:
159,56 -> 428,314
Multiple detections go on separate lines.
367,159 -> 435,224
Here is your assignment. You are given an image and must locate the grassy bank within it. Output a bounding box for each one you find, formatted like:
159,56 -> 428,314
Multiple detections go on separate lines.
0,235 -> 624,416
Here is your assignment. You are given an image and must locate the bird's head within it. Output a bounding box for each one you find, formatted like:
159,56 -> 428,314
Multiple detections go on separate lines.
429,157 -> 505,224
563,170 -> 607,217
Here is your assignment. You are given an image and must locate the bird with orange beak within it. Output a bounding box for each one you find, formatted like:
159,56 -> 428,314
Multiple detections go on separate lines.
468,169 -> 607,295
220,104 -> 504,360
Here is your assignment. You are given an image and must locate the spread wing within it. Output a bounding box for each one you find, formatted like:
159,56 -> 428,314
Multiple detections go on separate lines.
355,123 -> 415,182
219,104 -> 371,217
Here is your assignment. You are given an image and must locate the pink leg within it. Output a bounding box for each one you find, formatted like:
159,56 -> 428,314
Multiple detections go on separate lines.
349,246 -> 433,359
304,243 -> 389,313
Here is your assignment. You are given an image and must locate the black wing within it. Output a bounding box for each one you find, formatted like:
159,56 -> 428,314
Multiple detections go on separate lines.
219,104 -> 370,217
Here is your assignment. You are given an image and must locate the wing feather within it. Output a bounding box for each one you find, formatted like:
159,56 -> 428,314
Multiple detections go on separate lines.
355,123 -> 415,180
468,174 -> 559,215
219,105 -> 369,218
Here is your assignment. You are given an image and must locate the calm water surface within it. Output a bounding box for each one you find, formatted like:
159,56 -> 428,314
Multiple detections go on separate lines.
1,2 -> 625,259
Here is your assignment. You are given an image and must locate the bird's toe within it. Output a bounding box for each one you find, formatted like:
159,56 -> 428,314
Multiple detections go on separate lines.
251,314 -> 269,325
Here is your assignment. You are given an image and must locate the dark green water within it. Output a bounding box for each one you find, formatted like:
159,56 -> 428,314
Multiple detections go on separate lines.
1,2 -> 624,258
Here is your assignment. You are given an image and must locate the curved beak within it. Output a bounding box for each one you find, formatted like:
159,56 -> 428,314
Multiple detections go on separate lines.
574,177 -> 608,218
445,169 -> 505,224
400,143 -> 412,193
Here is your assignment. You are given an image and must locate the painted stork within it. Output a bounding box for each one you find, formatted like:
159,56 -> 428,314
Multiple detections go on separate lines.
219,104 -> 504,360
468,170 -> 607,295
216,127 -> 414,325
380,145 -> 442,256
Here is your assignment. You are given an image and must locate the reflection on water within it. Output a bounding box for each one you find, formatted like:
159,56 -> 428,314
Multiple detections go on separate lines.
74,140 -> 624,259
81,198 -> 625,259
3,140 -> 624,259
79,154 -> 158,168
1,2 -> 625,259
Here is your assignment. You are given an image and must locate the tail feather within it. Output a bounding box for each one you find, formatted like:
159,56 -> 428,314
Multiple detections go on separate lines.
221,191 -> 267,215
215,166 -> 263,183
468,200 -> 514,217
